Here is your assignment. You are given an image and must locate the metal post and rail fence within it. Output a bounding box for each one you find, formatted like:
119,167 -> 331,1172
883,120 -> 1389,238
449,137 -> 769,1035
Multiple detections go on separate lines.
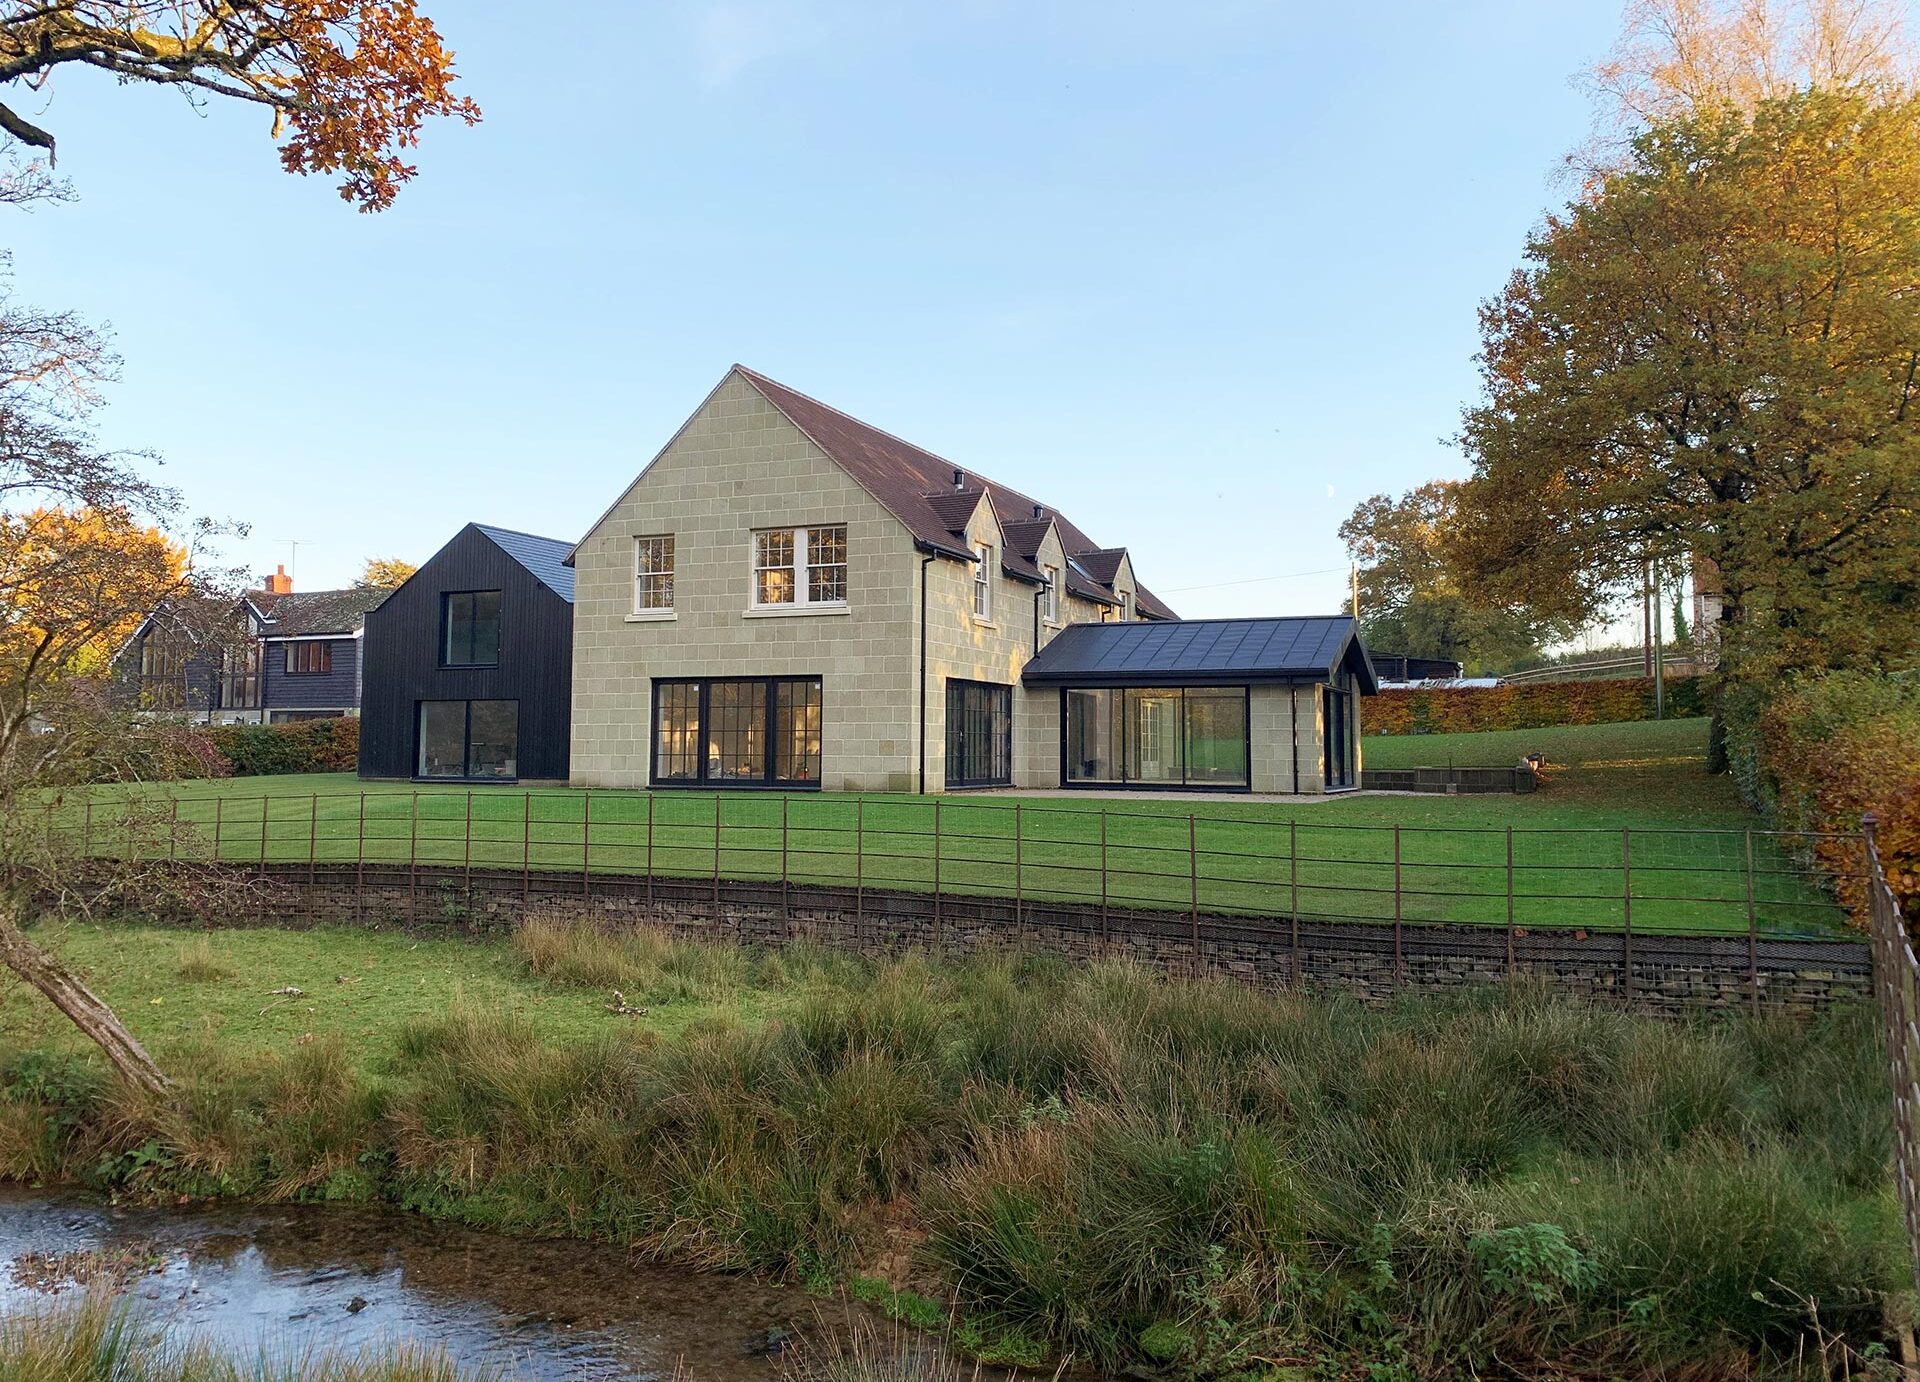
1864,814 -> 1920,1294
45,787 -> 1878,1008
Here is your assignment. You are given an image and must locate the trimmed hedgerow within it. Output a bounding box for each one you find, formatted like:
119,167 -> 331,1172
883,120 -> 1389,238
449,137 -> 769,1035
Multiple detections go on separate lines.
201,717 -> 359,776
1366,676 -> 1706,736
1730,671 -> 1920,921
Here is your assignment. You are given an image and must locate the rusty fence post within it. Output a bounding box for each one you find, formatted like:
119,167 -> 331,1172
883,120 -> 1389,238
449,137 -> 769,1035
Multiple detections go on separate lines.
82,798 -> 93,859
1505,826 -> 1515,977
168,798 -> 180,865
463,790 -> 474,902
854,798 -> 865,943
712,795 -> 723,924
355,793 -> 367,925
212,798 -> 222,864
308,792 -> 319,888
408,793 -> 419,920
521,793 -> 531,908
1290,819 -> 1301,988
781,796 -> 791,928
258,794 -> 270,879
1188,812 -> 1201,977
582,791 -> 592,900
1621,826 -> 1634,1002
1098,809 -> 1109,944
645,793 -> 655,907
1745,828 -> 1760,1011
1392,823 -> 1404,988
1014,801 -> 1024,937
933,799 -> 943,955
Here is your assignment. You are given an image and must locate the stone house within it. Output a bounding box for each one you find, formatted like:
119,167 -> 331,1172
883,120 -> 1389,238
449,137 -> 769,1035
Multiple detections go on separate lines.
566,365 -> 1373,793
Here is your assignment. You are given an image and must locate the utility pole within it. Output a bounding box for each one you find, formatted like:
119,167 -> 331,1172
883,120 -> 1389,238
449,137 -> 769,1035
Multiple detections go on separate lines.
1652,564 -> 1666,720
1641,560 -> 1653,678
1350,563 -> 1361,620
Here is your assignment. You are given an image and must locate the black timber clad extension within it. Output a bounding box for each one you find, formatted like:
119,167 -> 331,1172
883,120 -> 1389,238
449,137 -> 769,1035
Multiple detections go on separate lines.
1020,616 -> 1378,690
358,524 -> 576,781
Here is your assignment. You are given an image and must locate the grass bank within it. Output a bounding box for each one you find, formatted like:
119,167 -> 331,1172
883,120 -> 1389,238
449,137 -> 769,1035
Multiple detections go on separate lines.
0,919 -> 1902,1378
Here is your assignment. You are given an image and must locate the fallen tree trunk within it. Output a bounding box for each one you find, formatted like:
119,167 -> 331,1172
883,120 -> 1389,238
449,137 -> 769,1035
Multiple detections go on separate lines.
0,909 -> 171,1099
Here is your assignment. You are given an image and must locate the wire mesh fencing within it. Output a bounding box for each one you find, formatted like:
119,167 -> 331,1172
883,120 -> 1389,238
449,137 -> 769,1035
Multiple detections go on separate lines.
55,787 -> 1864,943
1865,814 -> 1920,1293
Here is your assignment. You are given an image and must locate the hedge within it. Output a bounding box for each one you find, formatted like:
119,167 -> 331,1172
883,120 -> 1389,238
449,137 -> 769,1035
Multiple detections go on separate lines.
1365,676 -> 1707,736
1729,671 -> 1919,923
200,717 -> 360,776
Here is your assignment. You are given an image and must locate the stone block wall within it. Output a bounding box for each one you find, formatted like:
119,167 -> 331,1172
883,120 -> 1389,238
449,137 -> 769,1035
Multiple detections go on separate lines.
166,862 -> 1870,1016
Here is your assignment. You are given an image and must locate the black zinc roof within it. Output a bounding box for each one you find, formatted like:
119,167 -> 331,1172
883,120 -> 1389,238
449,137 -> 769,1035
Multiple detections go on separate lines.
1020,616 -> 1377,691
476,524 -> 577,603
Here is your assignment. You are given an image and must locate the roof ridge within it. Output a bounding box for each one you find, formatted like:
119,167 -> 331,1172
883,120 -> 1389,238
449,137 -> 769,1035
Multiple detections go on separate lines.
474,522 -> 574,546
736,364 -> 980,481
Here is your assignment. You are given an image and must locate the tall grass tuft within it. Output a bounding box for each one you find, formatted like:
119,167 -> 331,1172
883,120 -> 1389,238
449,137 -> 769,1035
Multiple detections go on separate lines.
0,1291 -> 493,1381
174,936 -> 234,983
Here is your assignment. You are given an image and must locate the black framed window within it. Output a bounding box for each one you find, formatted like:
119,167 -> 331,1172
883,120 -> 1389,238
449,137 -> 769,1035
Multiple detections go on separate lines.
441,590 -> 502,667
946,679 -> 1012,787
1323,685 -> 1355,790
1063,686 -> 1249,790
418,699 -> 519,780
651,677 -> 824,788
286,642 -> 332,675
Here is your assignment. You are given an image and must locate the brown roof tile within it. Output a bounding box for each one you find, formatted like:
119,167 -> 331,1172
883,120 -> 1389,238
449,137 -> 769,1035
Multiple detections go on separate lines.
736,366 -> 1176,615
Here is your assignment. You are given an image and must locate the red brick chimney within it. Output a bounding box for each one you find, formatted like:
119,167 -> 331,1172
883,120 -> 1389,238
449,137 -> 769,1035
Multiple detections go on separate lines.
263,564 -> 293,595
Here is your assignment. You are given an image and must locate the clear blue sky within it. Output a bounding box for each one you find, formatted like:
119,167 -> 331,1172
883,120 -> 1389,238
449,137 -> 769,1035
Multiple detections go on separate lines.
6,0 -> 1622,615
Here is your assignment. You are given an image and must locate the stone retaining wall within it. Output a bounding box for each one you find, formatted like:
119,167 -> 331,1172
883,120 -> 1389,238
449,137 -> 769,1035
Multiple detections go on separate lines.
130,861 -> 1871,1016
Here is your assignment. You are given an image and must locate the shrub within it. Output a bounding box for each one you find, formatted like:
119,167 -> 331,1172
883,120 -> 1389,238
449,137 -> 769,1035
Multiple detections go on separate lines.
1734,670 -> 1920,919
201,717 -> 359,776
1366,676 -> 1706,737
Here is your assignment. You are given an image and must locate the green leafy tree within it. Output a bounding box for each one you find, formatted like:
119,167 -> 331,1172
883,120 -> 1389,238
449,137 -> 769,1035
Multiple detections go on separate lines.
1452,86 -> 1920,764
1340,481 -> 1571,675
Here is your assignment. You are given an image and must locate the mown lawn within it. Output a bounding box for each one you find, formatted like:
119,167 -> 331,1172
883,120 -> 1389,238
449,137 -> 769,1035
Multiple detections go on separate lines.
66,719 -> 1850,936
0,923 -> 765,1070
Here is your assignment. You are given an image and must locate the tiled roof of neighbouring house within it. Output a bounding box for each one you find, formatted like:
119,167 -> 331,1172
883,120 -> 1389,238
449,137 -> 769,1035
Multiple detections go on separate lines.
733,366 -> 1178,620
476,524 -> 577,603
256,586 -> 390,638
1020,616 -> 1378,691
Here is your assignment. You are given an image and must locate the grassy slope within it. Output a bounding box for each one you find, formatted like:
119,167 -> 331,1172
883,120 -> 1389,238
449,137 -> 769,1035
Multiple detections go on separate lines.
0,924 -> 760,1070
73,719 -> 1843,935
0,921 -> 1900,1378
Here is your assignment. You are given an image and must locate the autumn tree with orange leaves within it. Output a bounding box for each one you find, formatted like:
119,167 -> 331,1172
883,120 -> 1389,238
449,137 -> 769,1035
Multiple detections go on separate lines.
0,1 -> 479,209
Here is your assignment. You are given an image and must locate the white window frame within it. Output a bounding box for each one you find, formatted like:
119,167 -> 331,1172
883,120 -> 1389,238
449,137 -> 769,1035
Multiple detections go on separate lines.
972,542 -> 994,622
749,524 -> 849,612
1041,563 -> 1060,625
1122,590 -> 1135,621
632,535 -> 675,617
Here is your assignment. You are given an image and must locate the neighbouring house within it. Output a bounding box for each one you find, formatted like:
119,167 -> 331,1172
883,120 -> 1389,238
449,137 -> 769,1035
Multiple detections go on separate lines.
565,365 -> 1375,793
116,565 -> 385,724
358,523 -> 576,782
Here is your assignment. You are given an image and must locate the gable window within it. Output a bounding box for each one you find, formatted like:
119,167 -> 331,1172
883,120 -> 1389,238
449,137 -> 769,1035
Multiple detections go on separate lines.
635,536 -> 675,612
286,642 -> 332,675
441,591 -> 502,667
752,525 -> 848,608
1041,564 -> 1059,624
972,543 -> 994,620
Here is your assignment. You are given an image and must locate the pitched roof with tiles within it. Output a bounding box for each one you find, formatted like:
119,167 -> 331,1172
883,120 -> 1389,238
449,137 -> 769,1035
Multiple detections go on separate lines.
733,367 -> 1177,619
1020,616 -> 1377,691
255,586 -> 390,638
476,524 -> 577,603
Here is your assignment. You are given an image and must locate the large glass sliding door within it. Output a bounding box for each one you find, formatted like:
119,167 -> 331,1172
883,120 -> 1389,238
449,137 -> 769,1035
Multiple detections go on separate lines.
1063,687 -> 1249,789
651,677 -> 824,788
946,680 -> 1012,788
417,700 -> 519,780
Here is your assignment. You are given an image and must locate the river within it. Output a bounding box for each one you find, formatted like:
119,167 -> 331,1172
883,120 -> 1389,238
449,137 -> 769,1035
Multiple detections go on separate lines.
0,1186 -> 866,1379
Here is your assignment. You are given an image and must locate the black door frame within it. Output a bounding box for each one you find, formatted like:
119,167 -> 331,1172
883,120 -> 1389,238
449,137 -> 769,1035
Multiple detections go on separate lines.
945,678 -> 1013,788
414,697 -> 521,783
649,675 -> 825,789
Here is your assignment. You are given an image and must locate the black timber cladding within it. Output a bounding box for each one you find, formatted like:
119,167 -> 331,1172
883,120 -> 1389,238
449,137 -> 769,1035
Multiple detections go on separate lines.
1020,616 -> 1378,691
357,523 -> 576,781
